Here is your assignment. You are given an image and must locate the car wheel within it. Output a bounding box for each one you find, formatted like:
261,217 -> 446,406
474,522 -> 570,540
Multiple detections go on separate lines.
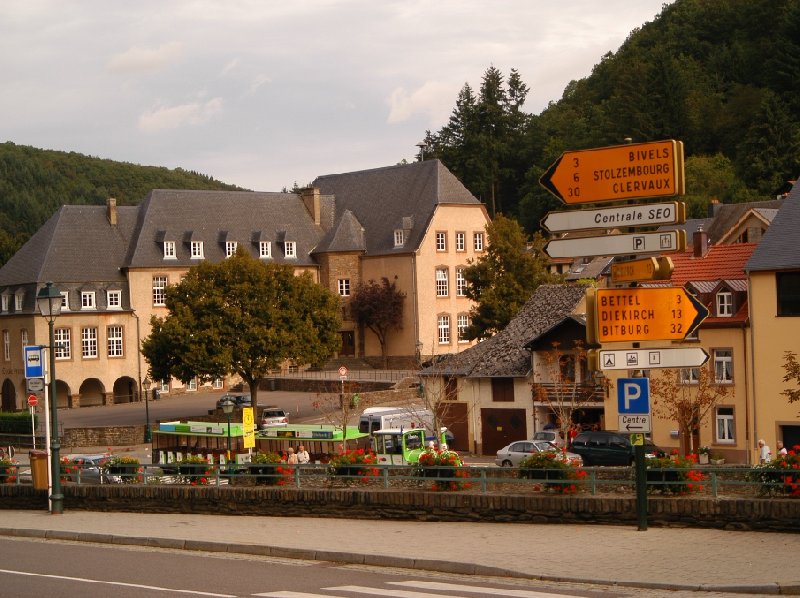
502,460 -> 513,467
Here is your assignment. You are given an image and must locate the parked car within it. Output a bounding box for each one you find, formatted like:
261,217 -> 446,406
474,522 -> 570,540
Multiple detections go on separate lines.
216,393 -> 251,409
495,440 -> 583,468
532,430 -> 565,448
66,453 -> 111,484
259,406 -> 288,429
569,430 -> 664,466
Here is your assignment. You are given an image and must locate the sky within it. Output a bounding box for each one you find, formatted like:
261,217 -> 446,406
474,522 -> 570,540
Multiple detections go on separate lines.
1,1 -> 672,192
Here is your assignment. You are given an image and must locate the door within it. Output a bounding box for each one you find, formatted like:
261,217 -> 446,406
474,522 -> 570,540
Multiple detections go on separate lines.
339,331 -> 355,356
480,408 -> 527,455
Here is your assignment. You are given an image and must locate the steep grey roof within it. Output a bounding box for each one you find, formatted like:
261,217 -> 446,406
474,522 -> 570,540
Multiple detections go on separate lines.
316,210 -> 365,253
313,159 -> 481,256
421,284 -> 588,378
706,199 -> 783,243
565,256 -> 613,281
746,192 -> 800,272
659,217 -> 712,239
126,190 -> 323,267
0,204 -> 136,287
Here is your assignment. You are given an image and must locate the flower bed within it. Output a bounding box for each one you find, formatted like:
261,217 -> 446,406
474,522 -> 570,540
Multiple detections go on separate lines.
248,452 -> 290,486
416,447 -> 470,491
327,449 -> 379,483
645,452 -> 707,495
0,458 -> 17,484
105,456 -> 143,484
518,451 -> 585,493
750,444 -> 800,497
176,456 -> 211,485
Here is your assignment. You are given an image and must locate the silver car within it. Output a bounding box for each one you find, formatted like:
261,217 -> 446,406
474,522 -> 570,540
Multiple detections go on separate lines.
495,440 -> 583,467
66,453 -> 112,484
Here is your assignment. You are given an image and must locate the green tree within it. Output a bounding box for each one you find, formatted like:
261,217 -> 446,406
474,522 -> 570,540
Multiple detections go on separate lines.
348,277 -> 406,368
781,350 -> 800,404
463,215 -> 560,340
141,250 -> 341,416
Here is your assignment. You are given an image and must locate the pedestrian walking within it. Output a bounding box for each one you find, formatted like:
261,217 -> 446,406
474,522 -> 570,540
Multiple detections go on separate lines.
758,439 -> 771,463
296,445 -> 310,464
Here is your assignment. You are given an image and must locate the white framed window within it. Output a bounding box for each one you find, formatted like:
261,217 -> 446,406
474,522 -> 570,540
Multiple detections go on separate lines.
107,325 -> 123,357
338,279 -> 350,296
0,295 -> 7,312
394,230 -> 405,247
715,406 -> 735,442
163,241 -> 176,259
714,349 -> 733,383
3,330 -> 9,361
14,292 -> 23,311
436,267 -> 449,297
259,241 -> 272,259
188,377 -> 198,391
20,329 -> 27,358
159,380 -> 169,393
716,291 -> 733,317
54,328 -> 71,359
284,241 -> 296,258
81,327 -> 98,358
473,231 -> 484,251
680,368 -> 700,384
456,267 -> 467,297
436,231 -> 447,251
455,232 -> 466,252
107,290 -> 122,310
225,241 -> 238,257
457,314 -> 469,342
190,241 -> 204,259
212,378 -> 223,389
60,291 -> 70,311
437,314 -> 451,344
153,276 -> 167,306
81,291 -> 96,310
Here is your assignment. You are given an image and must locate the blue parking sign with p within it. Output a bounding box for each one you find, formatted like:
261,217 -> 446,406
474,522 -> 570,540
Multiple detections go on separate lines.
617,378 -> 650,414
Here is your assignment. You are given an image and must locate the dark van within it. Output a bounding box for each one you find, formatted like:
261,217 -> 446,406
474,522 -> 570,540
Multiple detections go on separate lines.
570,430 -> 663,466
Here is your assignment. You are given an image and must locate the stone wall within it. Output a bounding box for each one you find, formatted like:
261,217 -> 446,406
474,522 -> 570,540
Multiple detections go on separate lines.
1,485 -> 798,532
62,426 -> 144,448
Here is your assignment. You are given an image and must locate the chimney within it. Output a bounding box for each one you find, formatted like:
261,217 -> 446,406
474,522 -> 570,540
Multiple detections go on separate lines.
301,187 -> 321,226
107,197 -> 117,226
693,226 -> 709,257
707,197 -> 721,218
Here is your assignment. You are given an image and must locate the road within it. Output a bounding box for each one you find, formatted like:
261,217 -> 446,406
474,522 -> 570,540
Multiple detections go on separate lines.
0,537 -> 744,598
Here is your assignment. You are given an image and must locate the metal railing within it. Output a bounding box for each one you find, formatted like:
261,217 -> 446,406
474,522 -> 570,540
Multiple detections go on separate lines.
5,462 -> 796,498
273,370 -> 416,383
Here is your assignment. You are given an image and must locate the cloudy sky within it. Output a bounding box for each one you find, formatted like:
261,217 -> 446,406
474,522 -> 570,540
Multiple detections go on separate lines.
1,1 -> 671,192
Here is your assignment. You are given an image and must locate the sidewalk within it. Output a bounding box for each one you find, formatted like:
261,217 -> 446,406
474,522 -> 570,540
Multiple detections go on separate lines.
0,508 -> 798,594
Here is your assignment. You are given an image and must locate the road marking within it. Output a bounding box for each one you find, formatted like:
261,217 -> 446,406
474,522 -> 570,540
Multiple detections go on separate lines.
254,593 -> 336,597
0,568 -> 235,597
391,581 -> 583,597
325,586 -> 470,597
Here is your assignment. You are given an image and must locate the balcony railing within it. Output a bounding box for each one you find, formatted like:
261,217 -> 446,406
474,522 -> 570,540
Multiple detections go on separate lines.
531,382 -> 607,406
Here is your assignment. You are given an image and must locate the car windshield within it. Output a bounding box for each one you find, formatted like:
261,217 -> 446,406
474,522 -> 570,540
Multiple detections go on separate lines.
263,411 -> 283,418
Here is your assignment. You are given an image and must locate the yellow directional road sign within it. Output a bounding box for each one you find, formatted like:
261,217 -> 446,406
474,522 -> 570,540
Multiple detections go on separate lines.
586,287 -> 708,344
611,256 -> 674,283
539,140 -> 685,205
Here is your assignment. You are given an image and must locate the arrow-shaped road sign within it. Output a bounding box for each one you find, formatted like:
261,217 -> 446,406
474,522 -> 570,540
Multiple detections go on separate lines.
611,256 -> 674,283
591,347 -> 709,371
544,230 -> 686,259
541,201 -> 685,233
539,140 -> 685,205
586,286 -> 709,344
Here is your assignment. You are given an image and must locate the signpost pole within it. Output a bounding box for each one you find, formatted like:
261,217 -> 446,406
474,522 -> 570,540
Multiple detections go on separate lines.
634,444 -> 648,531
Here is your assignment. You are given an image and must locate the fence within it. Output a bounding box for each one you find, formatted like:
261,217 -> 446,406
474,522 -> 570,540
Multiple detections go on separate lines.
4,462 -> 797,498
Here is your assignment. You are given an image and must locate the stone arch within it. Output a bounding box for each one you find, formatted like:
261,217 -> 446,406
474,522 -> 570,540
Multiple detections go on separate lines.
78,378 -> 106,408
1,379 -> 16,411
112,377 -> 138,404
54,380 -> 70,409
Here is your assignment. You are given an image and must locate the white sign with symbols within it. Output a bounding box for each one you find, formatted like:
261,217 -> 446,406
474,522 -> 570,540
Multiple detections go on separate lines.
598,347 -> 709,370
544,230 -> 685,259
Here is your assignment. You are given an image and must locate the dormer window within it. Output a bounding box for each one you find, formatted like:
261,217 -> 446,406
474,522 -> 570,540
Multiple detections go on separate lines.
81,291 -> 96,310
107,289 -> 122,310
716,291 -> 733,317
1,295 -> 8,312
225,241 -> 238,257
259,241 -> 272,259
190,241 -> 204,259
394,230 -> 405,247
284,241 -> 296,259
163,241 -> 176,259
14,291 -> 23,311
60,291 -> 70,311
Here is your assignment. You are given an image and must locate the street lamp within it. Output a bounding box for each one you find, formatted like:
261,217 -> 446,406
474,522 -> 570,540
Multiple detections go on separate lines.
141,377 -> 152,443
416,140 -> 428,161
220,398 -> 235,464
36,281 -> 62,514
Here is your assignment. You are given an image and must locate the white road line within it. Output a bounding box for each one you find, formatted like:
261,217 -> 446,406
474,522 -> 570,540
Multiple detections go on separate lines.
254,593 -> 340,597
0,568 -> 235,597
323,585 -> 472,598
390,580 -> 583,597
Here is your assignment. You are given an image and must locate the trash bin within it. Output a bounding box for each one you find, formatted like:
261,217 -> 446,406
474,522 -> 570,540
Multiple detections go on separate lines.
29,450 -> 49,491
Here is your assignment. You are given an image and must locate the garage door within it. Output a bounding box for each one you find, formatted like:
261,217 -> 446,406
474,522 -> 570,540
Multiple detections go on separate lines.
481,408 -> 527,455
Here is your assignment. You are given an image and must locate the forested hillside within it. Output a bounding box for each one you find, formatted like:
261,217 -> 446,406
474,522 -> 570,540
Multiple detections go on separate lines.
424,0 -> 800,232
0,142 -> 243,265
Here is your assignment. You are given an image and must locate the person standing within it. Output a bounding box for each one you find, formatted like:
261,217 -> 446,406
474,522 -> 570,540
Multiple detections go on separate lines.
777,440 -> 788,456
758,439 -> 771,463
286,447 -> 299,465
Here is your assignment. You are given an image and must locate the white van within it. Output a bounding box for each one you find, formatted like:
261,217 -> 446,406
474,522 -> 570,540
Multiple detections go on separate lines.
358,406 -> 432,435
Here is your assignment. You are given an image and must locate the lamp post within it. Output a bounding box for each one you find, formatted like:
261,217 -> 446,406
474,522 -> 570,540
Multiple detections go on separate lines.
36,281 -> 62,515
220,398 -> 235,464
141,377 -> 152,443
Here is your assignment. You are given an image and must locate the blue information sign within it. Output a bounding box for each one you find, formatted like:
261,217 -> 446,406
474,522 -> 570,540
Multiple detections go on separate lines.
617,378 -> 650,415
24,346 -> 45,379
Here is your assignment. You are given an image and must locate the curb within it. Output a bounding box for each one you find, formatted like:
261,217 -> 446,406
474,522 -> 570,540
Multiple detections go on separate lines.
0,526 -> 784,594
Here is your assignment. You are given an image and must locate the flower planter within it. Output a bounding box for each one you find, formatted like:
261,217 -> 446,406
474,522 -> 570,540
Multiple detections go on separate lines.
646,468 -> 685,494
519,468 -> 565,481
107,464 -> 142,484
248,463 -> 280,485
698,453 -> 710,465
178,463 -> 209,483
